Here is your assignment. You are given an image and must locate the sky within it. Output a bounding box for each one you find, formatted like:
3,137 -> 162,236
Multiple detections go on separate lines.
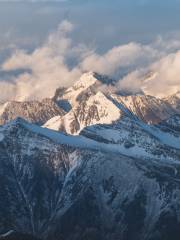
0,0 -> 180,101
1,0 -> 180,54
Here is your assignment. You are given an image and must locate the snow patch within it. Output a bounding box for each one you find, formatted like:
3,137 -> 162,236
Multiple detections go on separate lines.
0,133 -> 4,142
0,230 -> 14,237
43,115 -> 62,131
0,102 -> 8,116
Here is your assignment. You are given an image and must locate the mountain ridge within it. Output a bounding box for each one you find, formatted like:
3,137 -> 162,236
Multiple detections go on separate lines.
0,114 -> 180,240
44,72 -> 180,134
0,72 -> 180,240
0,72 -> 179,130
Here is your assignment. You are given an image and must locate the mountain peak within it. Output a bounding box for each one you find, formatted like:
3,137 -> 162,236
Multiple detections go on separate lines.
73,71 -> 98,90
54,72 -> 102,106
72,71 -> 114,90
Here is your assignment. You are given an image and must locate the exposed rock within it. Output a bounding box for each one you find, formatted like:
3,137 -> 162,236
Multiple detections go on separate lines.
0,98 -> 65,126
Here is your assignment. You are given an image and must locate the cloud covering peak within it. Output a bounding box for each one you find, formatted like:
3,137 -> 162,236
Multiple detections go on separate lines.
0,20 -> 180,102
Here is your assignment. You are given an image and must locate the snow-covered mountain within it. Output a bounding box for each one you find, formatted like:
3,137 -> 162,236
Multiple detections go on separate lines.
0,72 -> 180,240
0,113 -> 179,240
0,72 -> 178,131
112,94 -> 177,124
54,72 -> 114,107
44,91 -> 122,134
44,72 -> 179,134
45,72 -> 121,134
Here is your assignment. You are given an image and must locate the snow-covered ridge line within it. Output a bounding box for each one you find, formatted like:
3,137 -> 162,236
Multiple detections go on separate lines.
110,96 -> 180,150
18,119 -> 145,157
1,118 -> 149,159
137,120 -> 180,150
3,118 -> 180,163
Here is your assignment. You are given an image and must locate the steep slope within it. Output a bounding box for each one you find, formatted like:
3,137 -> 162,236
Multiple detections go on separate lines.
0,118 -> 180,240
80,113 -> 180,157
46,72 -> 119,134
156,114 -> 180,138
0,99 -> 65,126
164,92 -> 180,113
0,71 -> 180,240
112,94 -> 177,124
0,118 -> 80,238
54,72 -> 114,107
44,91 -> 122,134
45,72 -> 179,134
0,72 -> 178,130
54,72 -> 100,110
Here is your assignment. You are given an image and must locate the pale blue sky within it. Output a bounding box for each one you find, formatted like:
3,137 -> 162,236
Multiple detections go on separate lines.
0,0 -> 180,56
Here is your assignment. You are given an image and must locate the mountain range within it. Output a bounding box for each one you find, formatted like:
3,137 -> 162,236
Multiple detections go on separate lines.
0,72 -> 180,240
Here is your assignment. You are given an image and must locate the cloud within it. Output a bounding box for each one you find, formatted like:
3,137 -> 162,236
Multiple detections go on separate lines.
143,51 -> 180,97
0,20 -> 82,101
116,70 -> 145,94
1,20 -> 180,102
117,51 -> 180,98
80,43 -> 159,77
80,35 -> 180,97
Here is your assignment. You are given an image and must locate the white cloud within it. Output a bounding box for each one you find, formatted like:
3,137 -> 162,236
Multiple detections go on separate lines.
81,42 -> 159,77
0,20 -> 82,101
1,20 -> 180,102
117,70 -> 145,94
117,51 -> 180,98
143,51 -> 180,97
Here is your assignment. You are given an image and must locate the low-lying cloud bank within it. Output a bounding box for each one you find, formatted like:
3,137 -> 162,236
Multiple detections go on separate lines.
0,20 -> 180,102
118,51 -> 180,98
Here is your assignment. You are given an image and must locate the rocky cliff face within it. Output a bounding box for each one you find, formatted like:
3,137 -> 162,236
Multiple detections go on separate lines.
0,99 -> 65,126
112,94 -> 178,124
